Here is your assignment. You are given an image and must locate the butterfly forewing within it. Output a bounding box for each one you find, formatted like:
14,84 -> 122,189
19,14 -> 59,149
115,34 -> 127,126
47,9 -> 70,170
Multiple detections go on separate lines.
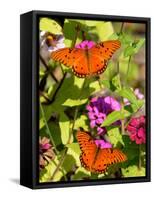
88,40 -> 121,75
51,48 -> 89,77
76,131 -> 97,171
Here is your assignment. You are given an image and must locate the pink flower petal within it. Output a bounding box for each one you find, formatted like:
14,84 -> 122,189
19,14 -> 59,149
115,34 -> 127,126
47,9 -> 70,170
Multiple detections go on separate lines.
75,40 -> 95,49
95,139 -> 112,149
90,120 -> 96,128
86,105 -> 93,112
88,112 -> 96,120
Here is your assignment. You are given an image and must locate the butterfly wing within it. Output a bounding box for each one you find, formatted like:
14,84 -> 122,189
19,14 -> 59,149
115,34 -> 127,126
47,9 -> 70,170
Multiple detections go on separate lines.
92,148 -> 127,173
76,131 -> 97,171
51,48 -> 90,77
88,40 -> 121,75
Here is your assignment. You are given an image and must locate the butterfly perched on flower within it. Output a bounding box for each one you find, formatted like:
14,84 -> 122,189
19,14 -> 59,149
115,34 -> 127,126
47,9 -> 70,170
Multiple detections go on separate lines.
51,40 -> 121,78
76,131 -> 127,173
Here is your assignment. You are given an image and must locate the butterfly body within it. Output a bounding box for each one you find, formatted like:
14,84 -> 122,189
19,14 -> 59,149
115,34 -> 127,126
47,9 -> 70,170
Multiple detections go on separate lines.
51,40 -> 121,78
77,131 -> 127,173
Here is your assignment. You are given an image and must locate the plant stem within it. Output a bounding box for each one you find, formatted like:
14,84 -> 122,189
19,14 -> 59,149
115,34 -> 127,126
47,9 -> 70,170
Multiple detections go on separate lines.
51,155 -> 67,181
116,23 -> 124,75
40,72 -> 67,105
121,101 -> 125,135
138,144 -> 142,170
71,24 -> 80,47
50,148 -> 68,181
40,102 -> 58,154
39,54 -> 58,83
119,22 -> 124,34
98,78 -> 103,89
126,56 -> 131,83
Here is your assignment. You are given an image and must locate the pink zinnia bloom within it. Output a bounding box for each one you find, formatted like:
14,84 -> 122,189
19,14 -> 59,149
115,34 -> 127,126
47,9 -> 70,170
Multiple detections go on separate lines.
95,139 -> 112,149
75,40 -> 95,49
126,116 -> 146,144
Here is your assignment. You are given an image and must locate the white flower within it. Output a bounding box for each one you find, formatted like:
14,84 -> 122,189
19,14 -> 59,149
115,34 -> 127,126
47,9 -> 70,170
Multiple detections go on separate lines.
40,31 -> 65,61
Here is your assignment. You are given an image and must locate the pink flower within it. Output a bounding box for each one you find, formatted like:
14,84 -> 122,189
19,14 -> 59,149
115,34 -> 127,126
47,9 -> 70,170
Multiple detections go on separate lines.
126,116 -> 146,144
95,139 -> 112,149
75,40 -> 95,49
39,137 -> 55,169
86,96 -> 121,135
134,88 -> 144,99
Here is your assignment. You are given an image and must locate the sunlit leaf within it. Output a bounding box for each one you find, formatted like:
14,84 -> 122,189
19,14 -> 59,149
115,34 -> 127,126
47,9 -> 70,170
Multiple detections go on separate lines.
39,156 -> 63,182
118,87 -> 137,105
72,167 -> 91,180
59,112 -> 70,145
66,143 -> 81,166
122,165 -> 145,177
107,127 -> 124,147
40,18 -> 62,34
74,115 -> 89,131
101,110 -> 123,127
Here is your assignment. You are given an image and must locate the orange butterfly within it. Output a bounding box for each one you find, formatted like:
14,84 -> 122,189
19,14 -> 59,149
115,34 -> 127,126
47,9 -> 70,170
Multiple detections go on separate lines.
76,131 -> 127,173
51,40 -> 121,78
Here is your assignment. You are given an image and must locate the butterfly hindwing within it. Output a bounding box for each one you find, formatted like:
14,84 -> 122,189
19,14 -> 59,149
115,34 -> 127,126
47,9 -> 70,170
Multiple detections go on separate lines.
92,148 -> 127,173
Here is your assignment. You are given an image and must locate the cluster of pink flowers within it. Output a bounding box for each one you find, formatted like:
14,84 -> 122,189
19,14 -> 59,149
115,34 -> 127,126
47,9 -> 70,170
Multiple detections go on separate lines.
86,96 -> 121,149
126,116 -> 146,144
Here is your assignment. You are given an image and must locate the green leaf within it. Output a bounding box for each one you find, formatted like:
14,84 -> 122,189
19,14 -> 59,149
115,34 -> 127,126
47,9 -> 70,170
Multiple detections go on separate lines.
40,18 -> 62,34
124,46 -> 135,57
111,74 -> 122,91
123,100 -> 144,117
133,39 -> 145,53
124,39 -> 145,57
66,143 -> 81,155
59,112 -> 70,145
122,165 -> 145,177
122,135 -> 140,161
118,33 -> 133,46
107,127 -> 124,147
95,22 -> 114,41
39,156 -> 63,182
101,110 -> 123,127
101,100 -> 144,127
39,121 -> 62,147
74,115 -> 89,131
119,53 -> 139,81
62,154 -> 76,173
101,74 -> 121,92
62,77 -> 94,107
118,87 -> 137,105
89,80 -> 104,93
72,167 -> 91,180
101,80 -> 115,91
66,143 -> 81,166
39,76 -> 88,129
63,98 -> 87,107
63,19 -> 83,47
